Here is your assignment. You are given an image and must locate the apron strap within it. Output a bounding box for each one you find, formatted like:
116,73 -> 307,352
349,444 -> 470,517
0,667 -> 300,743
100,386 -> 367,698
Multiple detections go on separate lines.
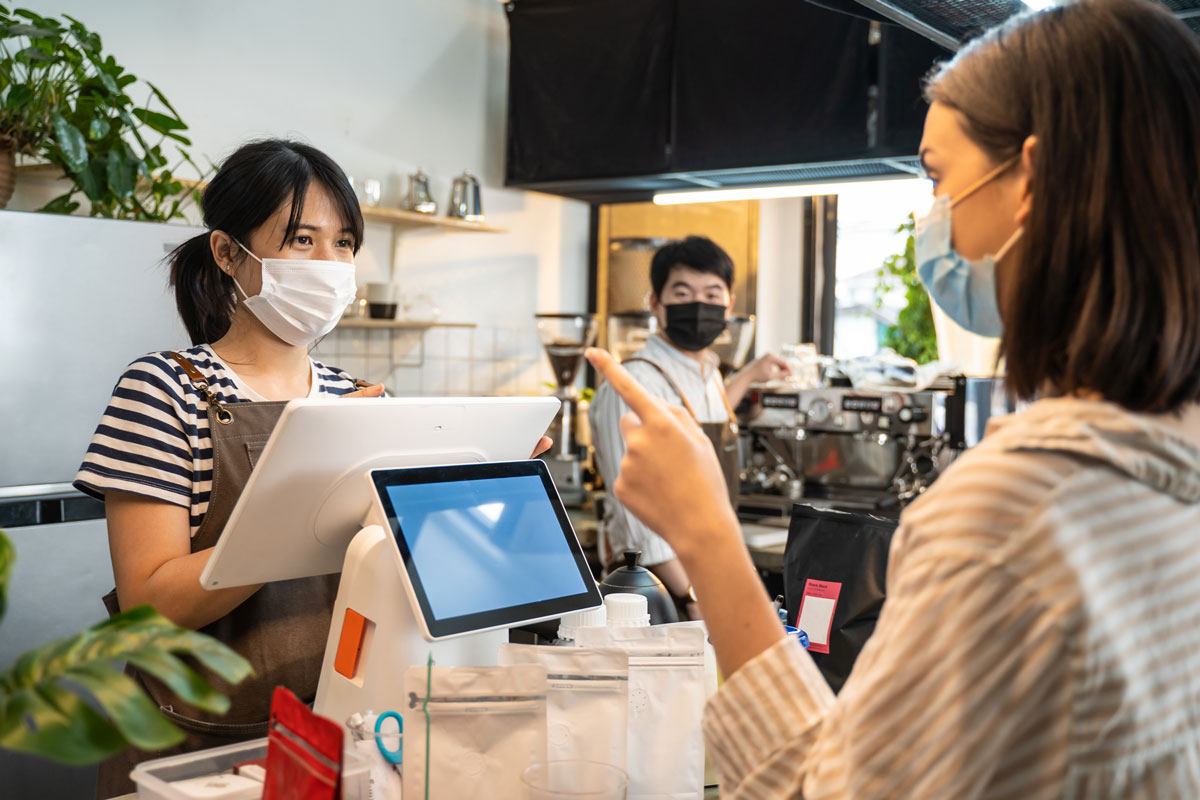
166,350 -> 206,384
622,356 -> 737,429
166,352 -> 374,422
167,351 -> 234,425
622,357 -> 699,421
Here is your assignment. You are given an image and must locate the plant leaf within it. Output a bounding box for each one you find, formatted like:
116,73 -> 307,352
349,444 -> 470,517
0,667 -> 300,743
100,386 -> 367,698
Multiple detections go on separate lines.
37,193 -> 80,215
105,149 -> 135,198
77,157 -> 105,201
0,530 -> 13,622
3,85 -> 32,110
131,107 -> 187,134
144,81 -> 181,119
13,44 -> 53,65
0,606 -> 249,765
87,116 -> 110,140
122,651 -> 229,715
96,70 -> 119,95
49,113 -> 87,173
5,23 -> 58,37
0,682 -> 133,765
64,662 -> 182,750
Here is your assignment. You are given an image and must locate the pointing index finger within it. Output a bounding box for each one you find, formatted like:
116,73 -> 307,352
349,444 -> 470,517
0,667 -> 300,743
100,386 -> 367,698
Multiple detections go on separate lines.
586,347 -> 662,421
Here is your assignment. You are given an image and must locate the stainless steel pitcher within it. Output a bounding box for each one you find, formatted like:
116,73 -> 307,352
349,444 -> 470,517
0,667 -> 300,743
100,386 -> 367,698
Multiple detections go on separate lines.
403,169 -> 437,215
447,170 -> 483,222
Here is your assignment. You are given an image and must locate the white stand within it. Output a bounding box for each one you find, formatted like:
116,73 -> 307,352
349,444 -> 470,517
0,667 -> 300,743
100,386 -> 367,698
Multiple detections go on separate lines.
313,524 -> 506,726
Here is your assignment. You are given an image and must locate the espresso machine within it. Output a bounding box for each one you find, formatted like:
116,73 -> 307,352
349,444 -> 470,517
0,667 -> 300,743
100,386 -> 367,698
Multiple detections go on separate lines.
535,313 -> 597,507
738,376 -> 1003,517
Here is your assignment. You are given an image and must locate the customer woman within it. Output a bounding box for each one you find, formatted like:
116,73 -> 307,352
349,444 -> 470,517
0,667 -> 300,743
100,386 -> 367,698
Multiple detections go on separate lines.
588,1 -> 1200,796
74,139 -> 542,796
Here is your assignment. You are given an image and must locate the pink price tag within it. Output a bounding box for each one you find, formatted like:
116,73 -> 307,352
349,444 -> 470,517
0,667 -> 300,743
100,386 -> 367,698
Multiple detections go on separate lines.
795,579 -> 841,655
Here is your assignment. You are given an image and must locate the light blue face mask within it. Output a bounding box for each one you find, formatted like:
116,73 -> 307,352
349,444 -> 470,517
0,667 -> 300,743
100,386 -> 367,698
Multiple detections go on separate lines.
914,159 -> 1022,339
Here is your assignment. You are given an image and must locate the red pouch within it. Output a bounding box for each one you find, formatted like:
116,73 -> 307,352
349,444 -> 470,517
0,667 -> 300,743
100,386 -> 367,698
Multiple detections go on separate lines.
262,687 -> 344,800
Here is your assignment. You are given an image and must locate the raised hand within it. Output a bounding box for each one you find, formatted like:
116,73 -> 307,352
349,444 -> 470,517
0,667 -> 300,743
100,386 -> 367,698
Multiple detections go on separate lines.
586,347 -> 737,555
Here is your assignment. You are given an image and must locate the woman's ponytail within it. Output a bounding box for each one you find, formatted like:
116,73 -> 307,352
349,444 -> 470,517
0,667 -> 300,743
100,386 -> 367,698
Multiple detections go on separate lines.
169,232 -> 235,346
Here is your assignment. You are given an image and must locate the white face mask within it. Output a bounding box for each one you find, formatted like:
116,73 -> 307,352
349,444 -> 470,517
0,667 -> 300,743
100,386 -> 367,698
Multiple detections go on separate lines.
230,241 -> 356,347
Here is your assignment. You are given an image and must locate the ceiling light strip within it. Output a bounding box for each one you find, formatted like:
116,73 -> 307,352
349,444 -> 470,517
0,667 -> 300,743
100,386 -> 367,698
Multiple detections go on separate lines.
652,176 -> 921,205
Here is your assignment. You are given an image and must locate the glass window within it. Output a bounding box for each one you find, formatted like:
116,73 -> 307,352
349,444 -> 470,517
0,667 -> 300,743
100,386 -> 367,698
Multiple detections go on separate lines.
832,179 -> 932,360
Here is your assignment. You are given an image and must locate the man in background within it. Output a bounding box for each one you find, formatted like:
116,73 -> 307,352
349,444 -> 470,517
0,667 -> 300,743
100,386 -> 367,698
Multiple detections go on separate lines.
591,235 -> 788,618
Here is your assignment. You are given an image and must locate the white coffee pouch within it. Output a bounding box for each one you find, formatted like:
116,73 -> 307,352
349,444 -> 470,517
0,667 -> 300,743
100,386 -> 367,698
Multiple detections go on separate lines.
402,664 -> 547,800
499,644 -> 629,770
575,625 -> 706,800
662,621 -> 720,789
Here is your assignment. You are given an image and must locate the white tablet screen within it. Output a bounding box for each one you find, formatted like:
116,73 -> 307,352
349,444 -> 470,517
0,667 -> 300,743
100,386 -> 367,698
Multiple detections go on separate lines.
371,461 -> 600,637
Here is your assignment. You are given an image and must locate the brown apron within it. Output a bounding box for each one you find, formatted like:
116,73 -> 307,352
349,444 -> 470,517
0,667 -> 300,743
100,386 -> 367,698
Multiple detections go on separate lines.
621,356 -> 741,504
95,352 -> 356,798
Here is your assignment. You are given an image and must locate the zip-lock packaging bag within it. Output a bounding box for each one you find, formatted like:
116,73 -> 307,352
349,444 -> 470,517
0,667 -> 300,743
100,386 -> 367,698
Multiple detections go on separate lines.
402,664 -> 547,800
661,621 -> 720,788
498,643 -> 630,770
575,624 -> 706,800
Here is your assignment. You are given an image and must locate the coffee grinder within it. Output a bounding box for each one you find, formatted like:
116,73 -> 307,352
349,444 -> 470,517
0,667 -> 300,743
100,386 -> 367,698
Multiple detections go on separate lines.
534,313 -> 597,506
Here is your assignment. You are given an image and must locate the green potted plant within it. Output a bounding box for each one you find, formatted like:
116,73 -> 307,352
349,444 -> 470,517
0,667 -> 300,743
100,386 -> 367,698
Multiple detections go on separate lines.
0,528 -> 251,765
0,5 -> 205,220
874,215 -> 939,364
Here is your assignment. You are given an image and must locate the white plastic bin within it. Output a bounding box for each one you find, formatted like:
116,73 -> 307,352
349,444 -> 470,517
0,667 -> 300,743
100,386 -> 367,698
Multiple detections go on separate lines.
131,736 -> 370,800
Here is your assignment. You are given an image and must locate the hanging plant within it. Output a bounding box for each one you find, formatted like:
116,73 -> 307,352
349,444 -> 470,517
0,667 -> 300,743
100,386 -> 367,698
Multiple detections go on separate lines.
0,5 -> 208,220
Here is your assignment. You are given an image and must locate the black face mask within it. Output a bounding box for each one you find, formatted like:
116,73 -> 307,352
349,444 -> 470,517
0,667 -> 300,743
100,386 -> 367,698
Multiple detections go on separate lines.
663,301 -> 727,351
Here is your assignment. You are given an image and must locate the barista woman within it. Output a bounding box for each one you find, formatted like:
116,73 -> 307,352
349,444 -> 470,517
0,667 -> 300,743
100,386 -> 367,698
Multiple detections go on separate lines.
589,1 -> 1200,796
76,139 -> 382,795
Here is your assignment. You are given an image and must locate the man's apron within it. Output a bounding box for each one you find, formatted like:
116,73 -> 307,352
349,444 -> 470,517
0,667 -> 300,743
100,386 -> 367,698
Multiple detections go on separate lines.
599,357 -> 740,566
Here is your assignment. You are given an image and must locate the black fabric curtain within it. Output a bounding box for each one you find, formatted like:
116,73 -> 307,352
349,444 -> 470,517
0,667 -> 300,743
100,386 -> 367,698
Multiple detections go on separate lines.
672,0 -> 873,171
504,0 -> 947,187
506,0 -> 674,182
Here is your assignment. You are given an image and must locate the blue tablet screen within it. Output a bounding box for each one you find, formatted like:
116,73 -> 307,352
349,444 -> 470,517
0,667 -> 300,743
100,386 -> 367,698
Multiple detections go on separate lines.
384,474 -> 590,620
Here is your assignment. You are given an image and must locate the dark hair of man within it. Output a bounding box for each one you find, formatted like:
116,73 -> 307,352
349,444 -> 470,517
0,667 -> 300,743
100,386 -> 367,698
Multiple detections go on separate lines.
167,139 -> 364,345
926,0 -> 1200,414
650,235 -> 735,298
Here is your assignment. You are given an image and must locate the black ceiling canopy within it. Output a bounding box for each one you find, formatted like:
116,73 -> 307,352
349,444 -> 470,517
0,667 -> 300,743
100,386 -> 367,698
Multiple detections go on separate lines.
844,0 -> 1200,49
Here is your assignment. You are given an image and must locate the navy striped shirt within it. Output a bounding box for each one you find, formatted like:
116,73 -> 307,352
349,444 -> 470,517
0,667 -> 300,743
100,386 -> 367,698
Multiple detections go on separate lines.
74,344 -> 360,536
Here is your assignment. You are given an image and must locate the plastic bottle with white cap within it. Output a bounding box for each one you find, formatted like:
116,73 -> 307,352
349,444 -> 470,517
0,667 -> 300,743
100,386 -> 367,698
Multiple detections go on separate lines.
554,603 -> 608,645
603,593 -> 651,629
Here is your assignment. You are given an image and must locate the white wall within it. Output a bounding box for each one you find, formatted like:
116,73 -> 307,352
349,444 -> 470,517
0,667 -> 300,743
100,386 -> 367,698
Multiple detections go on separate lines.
13,0 -> 590,395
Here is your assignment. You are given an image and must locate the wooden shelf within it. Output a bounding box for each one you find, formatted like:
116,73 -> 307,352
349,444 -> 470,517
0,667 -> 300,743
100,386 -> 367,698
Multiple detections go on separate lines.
336,318 -> 476,330
359,205 -> 506,233
16,163 -> 64,179
18,163 -> 506,234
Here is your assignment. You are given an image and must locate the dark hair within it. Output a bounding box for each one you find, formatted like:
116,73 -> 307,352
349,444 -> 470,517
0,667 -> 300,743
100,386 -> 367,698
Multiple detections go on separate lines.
926,0 -> 1200,413
650,235 -> 735,298
168,139 -> 364,345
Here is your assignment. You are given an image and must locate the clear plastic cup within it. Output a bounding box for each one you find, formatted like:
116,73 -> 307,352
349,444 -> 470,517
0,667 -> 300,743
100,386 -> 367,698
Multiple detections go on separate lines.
521,760 -> 628,800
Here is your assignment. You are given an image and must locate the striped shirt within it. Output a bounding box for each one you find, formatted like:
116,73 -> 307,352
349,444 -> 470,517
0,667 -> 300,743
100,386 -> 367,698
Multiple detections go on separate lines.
704,397 -> 1200,798
591,333 -> 730,565
74,344 -> 360,537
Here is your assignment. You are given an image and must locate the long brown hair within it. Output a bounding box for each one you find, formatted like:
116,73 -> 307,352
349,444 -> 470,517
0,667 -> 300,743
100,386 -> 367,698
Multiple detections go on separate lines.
927,0 -> 1200,413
